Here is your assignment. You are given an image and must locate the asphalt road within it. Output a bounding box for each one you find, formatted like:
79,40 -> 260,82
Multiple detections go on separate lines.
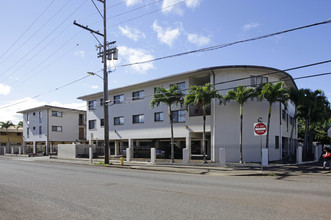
0,158 -> 330,220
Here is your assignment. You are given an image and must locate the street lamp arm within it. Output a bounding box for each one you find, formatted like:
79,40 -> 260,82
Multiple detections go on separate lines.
87,72 -> 103,80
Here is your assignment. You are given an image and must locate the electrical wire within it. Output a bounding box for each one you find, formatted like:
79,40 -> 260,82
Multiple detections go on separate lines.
117,19 -> 331,68
0,0 -> 73,68
110,0 -> 186,27
0,0 -> 56,62
0,0 -> 88,82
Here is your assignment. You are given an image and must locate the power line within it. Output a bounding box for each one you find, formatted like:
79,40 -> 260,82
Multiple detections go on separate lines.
0,75 -> 92,110
110,0 -> 186,27
117,19 -> 331,68
1,63 -> 330,111
0,0 -> 56,62
0,0 -> 88,82
0,0 -> 73,68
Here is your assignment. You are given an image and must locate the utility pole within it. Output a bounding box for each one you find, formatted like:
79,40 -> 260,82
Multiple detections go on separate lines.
74,0 -> 118,164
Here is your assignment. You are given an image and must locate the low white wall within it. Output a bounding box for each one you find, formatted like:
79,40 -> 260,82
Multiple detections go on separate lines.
58,144 -> 95,159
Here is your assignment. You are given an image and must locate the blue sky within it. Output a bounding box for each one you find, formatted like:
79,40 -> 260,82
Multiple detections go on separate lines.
0,0 -> 330,123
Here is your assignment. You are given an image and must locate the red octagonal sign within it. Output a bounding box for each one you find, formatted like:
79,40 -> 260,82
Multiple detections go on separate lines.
254,122 -> 267,136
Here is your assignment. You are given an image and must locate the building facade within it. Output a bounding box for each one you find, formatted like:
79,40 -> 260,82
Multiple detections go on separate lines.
17,105 -> 86,154
0,127 -> 23,154
78,66 -> 298,162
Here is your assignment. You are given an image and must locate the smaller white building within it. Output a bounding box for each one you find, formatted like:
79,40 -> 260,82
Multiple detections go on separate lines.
17,105 -> 86,154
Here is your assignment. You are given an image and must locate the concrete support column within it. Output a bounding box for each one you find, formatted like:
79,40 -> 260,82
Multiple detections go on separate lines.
219,148 -> 226,166
314,146 -> 319,162
2,146 -> 5,155
126,148 -> 131,162
183,148 -> 189,164
128,139 -> 134,158
33,142 -> 37,154
185,135 -> 191,157
19,146 -> 22,155
89,147 -> 93,164
45,140 -> 49,155
262,149 -> 269,167
11,146 -> 14,154
151,148 -> 156,165
297,146 -> 302,164
115,141 -> 119,156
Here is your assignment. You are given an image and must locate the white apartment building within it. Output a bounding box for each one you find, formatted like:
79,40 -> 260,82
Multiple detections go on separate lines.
78,65 -> 298,162
18,105 -> 86,154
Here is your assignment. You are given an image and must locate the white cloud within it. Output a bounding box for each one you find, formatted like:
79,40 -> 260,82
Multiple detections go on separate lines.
75,50 -> 85,58
126,0 -> 142,6
186,0 -> 201,8
90,85 -> 99,89
0,83 -> 11,95
152,21 -> 180,47
242,22 -> 260,31
119,25 -> 145,41
118,46 -> 154,73
162,0 -> 201,15
0,97 -> 85,124
187,33 -> 211,46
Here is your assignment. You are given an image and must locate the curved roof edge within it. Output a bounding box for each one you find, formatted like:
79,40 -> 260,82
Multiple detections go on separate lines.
77,65 -> 298,100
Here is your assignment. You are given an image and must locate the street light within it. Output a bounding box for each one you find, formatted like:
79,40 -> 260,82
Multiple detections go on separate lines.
87,72 -> 103,80
88,71 -> 110,164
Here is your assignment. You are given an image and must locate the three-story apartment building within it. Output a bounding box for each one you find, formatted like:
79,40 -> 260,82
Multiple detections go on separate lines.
78,65 -> 298,162
18,105 -> 86,154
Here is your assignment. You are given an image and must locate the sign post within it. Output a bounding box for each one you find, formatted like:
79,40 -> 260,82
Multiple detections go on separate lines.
254,122 -> 267,170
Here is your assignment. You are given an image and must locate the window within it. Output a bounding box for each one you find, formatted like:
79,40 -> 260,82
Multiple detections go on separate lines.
39,111 -> 42,123
88,120 -> 96,129
170,82 -> 185,93
114,94 -> 124,104
33,112 -> 36,116
88,100 -> 97,110
100,119 -> 104,127
52,110 -> 63,117
39,126 -> 42,134
27,128 -> 29,137
114,116 -> 124,125
154,112 -> 164,122
172,110 -> 185,123
250,75 -> 268,87
52,126 -> 62,132
0,132 -> 6,135
132,90 -> 144,101
133,114 -> 144,124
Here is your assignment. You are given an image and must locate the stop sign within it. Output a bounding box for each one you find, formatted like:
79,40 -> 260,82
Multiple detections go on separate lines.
254,122 -> 267,136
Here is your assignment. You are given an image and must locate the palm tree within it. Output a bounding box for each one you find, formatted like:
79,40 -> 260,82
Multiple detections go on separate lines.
0,121 -> 15,151
16,121 -> 23,130
298,89 -> 329,158
184,83 -> 223,163
224,85 -> 256,164
150,84 -> 184,163
288,87 -> 304,158
258,82 -> 289,150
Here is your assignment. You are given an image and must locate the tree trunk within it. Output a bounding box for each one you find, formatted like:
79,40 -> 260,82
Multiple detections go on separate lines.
202,105 -> 207,163
239,104 -> 243,164
266,104 -> 272,150
289,108 -> 297,159
169,105 -> 175,163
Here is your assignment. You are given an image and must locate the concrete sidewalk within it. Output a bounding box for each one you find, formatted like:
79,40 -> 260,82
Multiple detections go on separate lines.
1,154 -> 329,177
